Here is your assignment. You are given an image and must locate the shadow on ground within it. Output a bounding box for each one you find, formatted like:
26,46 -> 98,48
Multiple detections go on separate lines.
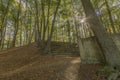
0,43 -> 105,80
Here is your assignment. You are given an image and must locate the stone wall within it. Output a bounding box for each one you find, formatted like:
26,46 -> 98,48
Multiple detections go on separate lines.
79,35 -> 120,64
112,35 -> 120,51
79,37 -> 103,64
51,42 -> 80,56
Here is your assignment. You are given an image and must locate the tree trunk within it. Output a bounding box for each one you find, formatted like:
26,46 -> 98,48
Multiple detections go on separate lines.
81,0 -> 120,69
104,0 -> 116,33
0,0 -> 10,48
67,20 -> 71,43
44,0 -> 61,54
12,0 -> 21,47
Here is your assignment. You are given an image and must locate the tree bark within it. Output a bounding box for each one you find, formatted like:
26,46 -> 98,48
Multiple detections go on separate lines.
12,0 -> 21,47
81,0 -> 120,69
67,20 -> 71,43
44,0 -> 61,54
104,0 -> 116,33
0,0 -> 10,48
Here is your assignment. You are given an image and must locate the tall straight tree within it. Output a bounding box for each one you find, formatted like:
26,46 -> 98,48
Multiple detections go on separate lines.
81,0 -> 120,69
0,0 -> 10,48
104,0 -> 116,33
12,0 -> 21,47
34,0 -> 41,45
44,0 -> 61,54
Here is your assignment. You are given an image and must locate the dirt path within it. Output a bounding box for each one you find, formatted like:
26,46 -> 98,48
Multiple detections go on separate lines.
64,58 -> 80,80
0,53 -> 81,80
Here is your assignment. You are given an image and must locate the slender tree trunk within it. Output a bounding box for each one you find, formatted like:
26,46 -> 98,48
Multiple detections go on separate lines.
44,0 -> 61,54
1,24 -> 7,49
104,0 -> 116,33
12,22 -> 19,47
0,0 -> 10,48
67,20 -> 71,43
7,34 -> 11,49
41,0 -> 46,41
20,20 -> 22,46
12,0 -> 21,47
34,0 -> 41,46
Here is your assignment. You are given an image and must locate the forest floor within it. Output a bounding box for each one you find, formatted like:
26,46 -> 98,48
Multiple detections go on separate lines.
0,43 -> 108,80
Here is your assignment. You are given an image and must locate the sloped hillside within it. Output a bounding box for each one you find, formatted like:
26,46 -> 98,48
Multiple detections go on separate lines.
0,43 -> 104,80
